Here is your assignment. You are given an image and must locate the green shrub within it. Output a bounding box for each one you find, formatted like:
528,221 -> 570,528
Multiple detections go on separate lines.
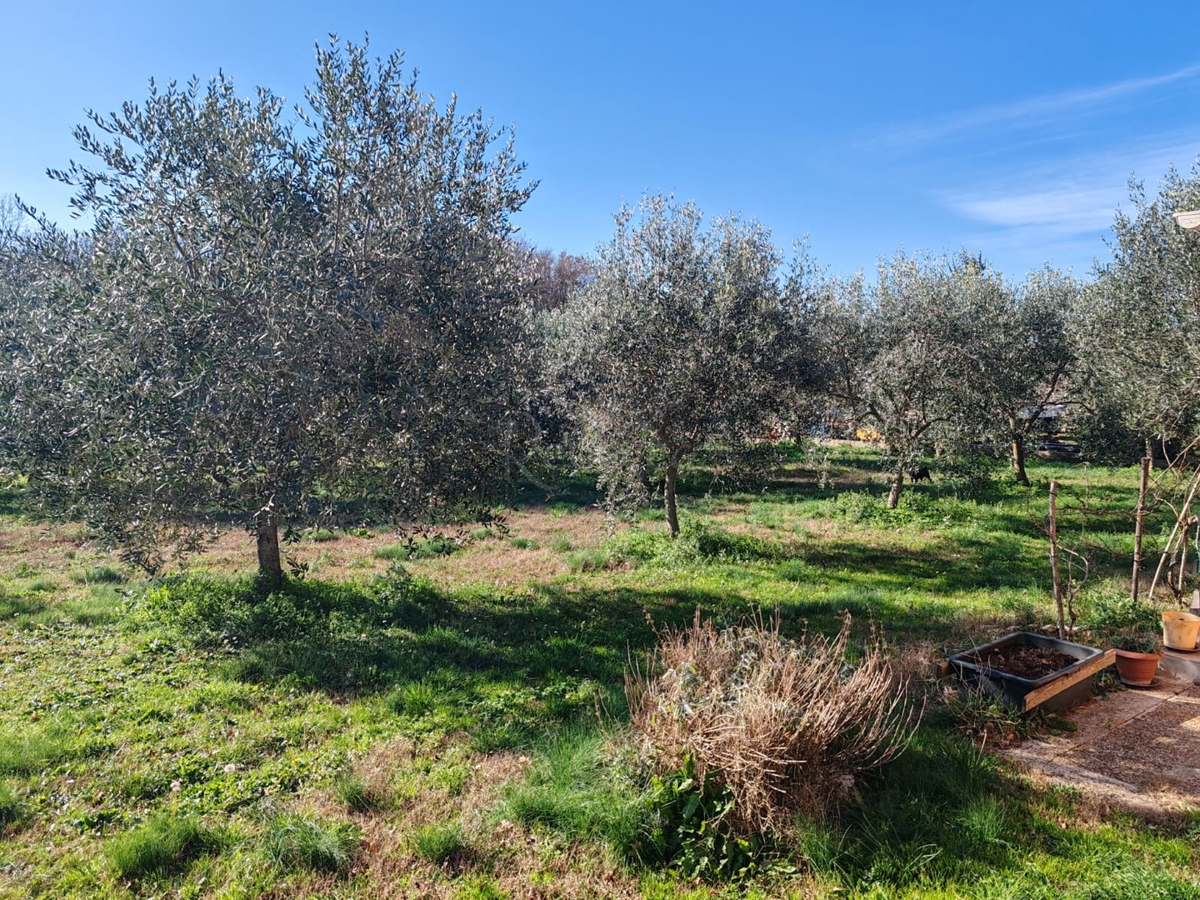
642,756 -> 764,879
509,537 -> 537,549
548,537 -> 573,552
135,570 -> 439,649
1083,589 -> 1161,652
683,520 -> 785,561
604,528 -> 672,562
304,527 -> 339,542
263,813 -> 356,874
109,814 -> 215,880
412,821 -> 465,863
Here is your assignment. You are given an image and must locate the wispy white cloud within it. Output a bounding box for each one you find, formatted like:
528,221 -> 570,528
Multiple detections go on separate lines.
948,187 -> 1115,235
873,63 -> 1200,150
939,132 -> 1200,273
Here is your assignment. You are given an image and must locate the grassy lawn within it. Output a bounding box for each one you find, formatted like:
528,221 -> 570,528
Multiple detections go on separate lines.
0,445 -> 1197,898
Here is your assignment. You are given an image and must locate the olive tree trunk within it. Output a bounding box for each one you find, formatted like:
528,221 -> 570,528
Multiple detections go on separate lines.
256,511 -> 283,588
886,461 -> 905,510
664,451 -> 683,538
1011,433 -> 1029,485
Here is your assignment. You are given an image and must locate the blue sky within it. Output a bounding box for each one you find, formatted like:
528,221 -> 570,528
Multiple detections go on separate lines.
3,1 -> 1198,280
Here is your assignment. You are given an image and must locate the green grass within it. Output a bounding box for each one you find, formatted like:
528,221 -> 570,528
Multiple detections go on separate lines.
335,772 -> 390,812
0,451 -> 1193,898
500,728 -> 647,856
0,724 -> 76,775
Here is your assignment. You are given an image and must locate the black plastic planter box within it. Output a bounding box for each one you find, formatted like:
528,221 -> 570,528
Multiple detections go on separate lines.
950,631 -> 1113,714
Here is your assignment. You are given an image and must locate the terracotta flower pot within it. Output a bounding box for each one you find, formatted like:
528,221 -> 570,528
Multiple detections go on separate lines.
1114,649 -> 1162,687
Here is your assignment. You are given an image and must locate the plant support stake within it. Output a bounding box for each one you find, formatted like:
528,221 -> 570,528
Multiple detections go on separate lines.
1049,480 -> 1065,640
1132,456 -> 1150,603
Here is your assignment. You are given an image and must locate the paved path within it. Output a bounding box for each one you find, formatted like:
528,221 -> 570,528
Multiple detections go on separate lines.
1005,678 -> 1200,815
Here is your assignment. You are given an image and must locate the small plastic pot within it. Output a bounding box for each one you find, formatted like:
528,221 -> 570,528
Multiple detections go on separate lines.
1162,610 -> 1200,652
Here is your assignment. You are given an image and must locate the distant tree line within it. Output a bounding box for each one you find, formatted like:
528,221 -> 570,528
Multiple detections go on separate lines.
1,37 -> 1199,577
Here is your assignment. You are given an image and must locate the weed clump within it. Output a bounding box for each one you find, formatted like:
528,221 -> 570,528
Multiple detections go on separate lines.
627,610 -> 916,837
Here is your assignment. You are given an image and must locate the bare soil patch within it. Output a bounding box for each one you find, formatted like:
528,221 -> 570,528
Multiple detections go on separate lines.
965,644 -> 1076,680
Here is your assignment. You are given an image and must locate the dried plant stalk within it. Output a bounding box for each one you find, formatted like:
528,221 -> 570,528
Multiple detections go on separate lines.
626,609 -> 917,836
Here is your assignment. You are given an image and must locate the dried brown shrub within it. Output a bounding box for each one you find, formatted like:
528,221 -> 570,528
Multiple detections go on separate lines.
626,609 -> 918,835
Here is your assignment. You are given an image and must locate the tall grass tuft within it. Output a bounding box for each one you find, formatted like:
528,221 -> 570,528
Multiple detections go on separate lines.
109,814 -> 215,880
0,782 -> 23,832
263,813 -> 356,874
335,772 -> 390,812
412,821 -> 465,863
69,564 -> 126,585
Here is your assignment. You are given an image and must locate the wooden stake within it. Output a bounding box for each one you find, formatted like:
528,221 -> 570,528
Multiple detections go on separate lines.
1179,502 -> 1193,596
1150,468 -> 1200,602
1049,481 -> 1065,640
1132,456 -> 1151,603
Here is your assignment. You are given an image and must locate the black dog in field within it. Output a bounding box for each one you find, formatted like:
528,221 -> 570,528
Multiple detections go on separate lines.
908,465 -> 932,483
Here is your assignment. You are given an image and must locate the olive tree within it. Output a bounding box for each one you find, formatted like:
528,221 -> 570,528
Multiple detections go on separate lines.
546,195 -> 816,536
1072,164 -> 1200,458
817,253 -> 983,508
0,39 -> 535,581
957,265 -> 1077,484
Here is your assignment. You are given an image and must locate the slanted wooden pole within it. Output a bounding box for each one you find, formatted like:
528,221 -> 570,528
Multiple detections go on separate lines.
1132,456 -> 1151,603
1149,468 -> 1200,602
1049,481 -> 1065,640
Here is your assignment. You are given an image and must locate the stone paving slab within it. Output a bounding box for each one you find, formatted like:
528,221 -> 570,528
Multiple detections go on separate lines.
1005,679 -> 1200,814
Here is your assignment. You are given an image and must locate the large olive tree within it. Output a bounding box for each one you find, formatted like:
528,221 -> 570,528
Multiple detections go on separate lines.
1072,164 -> 1200,458
546,195 -> 817,536
0,39 -> 535,581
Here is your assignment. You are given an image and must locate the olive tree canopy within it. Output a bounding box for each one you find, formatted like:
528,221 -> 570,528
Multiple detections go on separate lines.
1073,164 -> 1200,458
0,39 -> 535,581
817,253 -> 987,508
546,195 -> 818,536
